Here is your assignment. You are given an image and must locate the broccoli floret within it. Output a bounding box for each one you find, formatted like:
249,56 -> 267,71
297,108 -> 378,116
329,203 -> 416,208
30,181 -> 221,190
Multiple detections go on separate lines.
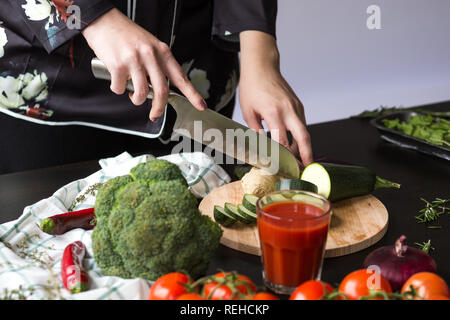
92,159 -> 222,280
130,159 -> 188,187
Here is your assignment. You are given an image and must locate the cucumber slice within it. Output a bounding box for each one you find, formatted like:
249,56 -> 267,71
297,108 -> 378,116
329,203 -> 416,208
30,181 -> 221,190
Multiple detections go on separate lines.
275,179 -> 318,193
225,202 -> 251,224
238,205 -> 257,223
300,163 -> 332,199
266,193 -> 290,203
242,194 -> 259,213
291,194 -> 324,207
214,205 -> 236,227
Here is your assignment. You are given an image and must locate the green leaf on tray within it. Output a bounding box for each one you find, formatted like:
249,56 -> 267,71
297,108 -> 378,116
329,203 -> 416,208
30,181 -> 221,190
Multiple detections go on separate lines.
382,114 -> 450,148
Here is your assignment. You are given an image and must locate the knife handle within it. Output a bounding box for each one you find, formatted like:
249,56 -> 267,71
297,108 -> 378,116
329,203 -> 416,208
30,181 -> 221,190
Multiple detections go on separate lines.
91,58 -> 159,100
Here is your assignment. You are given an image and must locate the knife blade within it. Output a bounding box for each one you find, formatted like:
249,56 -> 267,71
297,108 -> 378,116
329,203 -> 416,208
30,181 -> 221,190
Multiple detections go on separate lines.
91,58 -> 300,178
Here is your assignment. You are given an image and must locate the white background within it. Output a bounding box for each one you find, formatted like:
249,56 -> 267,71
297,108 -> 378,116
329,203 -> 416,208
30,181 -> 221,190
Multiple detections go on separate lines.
232,0 -> 450,126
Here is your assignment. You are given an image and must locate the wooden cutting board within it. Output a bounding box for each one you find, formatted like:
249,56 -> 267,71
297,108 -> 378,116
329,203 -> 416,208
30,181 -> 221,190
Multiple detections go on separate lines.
199,181 -> 388,258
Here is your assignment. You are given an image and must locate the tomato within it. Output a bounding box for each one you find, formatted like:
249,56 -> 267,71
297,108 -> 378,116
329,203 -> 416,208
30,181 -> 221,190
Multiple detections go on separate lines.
338,269 -> 392,300
401,272 -> 449,300
289,280 -> 335,300
148,272 -> 192,300
428,295 -> 450,300
252,292 -> 280,300
202,272 -> 257,300
176,293 -> 205,300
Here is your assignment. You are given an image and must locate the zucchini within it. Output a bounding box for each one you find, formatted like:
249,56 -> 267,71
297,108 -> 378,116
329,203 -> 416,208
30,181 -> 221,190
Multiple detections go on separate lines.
275,179 -> 318,193
225,202 -> 251,224
237,205 -> 257,223
291,193 -> 324,208
266,193 -> 290,203
214,205 -> 236,227
300,162 -> 400,202
242,194 -> 259,213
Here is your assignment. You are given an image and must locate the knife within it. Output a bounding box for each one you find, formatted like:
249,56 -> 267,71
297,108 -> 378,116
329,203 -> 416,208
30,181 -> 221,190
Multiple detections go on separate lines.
91,58 -> 300,178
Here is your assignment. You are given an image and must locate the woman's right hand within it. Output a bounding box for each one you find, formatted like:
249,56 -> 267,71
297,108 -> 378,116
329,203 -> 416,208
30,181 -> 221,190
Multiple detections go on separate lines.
82,8 -> 206,121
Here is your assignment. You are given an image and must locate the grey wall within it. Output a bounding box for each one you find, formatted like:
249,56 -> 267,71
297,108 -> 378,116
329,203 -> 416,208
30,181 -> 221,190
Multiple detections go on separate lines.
232,0 -> 450,125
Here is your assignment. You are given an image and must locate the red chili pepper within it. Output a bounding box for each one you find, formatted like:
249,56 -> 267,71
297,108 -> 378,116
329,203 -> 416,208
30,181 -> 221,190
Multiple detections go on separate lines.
40,208 -> 96,235
61,241 -> 89,294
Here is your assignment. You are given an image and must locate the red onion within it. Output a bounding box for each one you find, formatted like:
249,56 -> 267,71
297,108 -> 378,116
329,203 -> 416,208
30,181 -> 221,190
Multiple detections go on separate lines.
363,235 -> 437,291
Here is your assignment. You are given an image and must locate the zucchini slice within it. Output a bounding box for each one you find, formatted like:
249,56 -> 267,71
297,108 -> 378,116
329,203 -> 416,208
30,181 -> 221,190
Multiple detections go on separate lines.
266,193 -> 290,203
214,205 -> 236,227
242,194 -> 259,213
237,205 -> 257,223
291,194 -> 324,208
225,202 -> 251,224
275,179 -> 318,193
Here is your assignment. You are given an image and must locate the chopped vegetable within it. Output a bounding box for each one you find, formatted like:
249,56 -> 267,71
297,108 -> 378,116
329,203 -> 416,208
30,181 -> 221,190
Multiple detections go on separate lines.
242,194 -> 259,213
274,179 -> 318,193
214,205 -> 237,227
382,114 -> 450,148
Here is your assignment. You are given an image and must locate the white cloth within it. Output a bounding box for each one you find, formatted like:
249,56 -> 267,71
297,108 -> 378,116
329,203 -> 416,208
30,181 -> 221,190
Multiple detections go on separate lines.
0,152 -> 230,300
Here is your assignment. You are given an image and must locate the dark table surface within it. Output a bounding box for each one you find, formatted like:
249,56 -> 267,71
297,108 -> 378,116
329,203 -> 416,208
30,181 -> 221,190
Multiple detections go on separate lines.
1,101 -> 449,293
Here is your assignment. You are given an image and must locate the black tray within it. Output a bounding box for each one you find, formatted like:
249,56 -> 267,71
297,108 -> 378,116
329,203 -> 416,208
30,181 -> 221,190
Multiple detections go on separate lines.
370,111 -> 450,161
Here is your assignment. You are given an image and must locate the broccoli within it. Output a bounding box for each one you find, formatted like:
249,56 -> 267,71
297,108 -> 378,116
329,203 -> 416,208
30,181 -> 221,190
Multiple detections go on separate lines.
92,159 -> 222,281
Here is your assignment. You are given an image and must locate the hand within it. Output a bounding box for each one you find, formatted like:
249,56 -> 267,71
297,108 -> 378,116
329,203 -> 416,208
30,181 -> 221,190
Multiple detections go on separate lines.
82,8 -> 206,121
239,31 -> 313,166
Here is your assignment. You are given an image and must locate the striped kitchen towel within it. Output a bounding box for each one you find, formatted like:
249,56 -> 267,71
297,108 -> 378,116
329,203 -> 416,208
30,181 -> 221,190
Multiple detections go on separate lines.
0,151 -> 230,300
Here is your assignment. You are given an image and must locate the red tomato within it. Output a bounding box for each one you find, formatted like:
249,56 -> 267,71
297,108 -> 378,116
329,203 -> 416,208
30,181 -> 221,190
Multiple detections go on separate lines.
252,292 -> 280,300
401,272 -> 449,300
176,293 -> 205,300
428,295 -> 450,300
148,272 -> 192,300
203,272 -> 257,300
289,280 -> 335,300
338,269 -> 392,300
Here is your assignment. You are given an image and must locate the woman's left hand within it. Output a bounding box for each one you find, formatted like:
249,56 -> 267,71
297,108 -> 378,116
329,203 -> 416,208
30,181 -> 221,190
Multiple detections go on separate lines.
239,31 -> 313,166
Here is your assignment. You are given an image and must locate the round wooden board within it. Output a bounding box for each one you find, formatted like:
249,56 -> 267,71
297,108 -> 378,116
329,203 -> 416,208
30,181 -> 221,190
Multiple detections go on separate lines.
199,181 -> 389,258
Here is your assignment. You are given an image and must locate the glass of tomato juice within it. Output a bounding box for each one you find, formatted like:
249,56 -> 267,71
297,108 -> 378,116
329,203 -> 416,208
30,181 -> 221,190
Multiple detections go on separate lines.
256,190 -> 332,294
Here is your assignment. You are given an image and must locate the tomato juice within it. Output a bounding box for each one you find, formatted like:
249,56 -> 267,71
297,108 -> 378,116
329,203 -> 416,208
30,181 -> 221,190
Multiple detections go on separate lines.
257,201 -> 330,288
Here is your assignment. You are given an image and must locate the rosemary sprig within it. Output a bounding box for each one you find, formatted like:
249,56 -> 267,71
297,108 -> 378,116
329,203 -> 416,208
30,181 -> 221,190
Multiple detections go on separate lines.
0,235 -> 65,300
414,240 -> 435,254
69,182 -> 104,211
415,197 -> 449,224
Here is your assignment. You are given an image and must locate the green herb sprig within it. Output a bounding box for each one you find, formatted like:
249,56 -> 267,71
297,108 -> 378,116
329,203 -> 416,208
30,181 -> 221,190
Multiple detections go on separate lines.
415,198 -> 450,224
414,240 -> 434,254
69,182 -> 104,211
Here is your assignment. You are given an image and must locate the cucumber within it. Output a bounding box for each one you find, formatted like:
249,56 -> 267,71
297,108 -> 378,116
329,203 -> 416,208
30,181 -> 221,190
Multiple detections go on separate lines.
225,202 -> 251,224
291,193 -> 324,207
275,179 -> 318,193
238,205 -> 257,223
214,205 -> 236,227
242,194 -> 259,213
266,193 -> 290,203
300,162 -> 400,202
